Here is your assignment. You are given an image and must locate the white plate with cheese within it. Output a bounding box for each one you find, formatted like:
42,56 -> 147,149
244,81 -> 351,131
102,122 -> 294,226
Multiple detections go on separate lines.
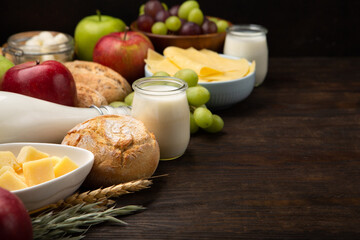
0,142 -> 94,211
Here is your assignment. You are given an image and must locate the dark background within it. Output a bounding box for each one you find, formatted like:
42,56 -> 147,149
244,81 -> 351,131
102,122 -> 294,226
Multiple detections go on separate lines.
1,0 -> 359,57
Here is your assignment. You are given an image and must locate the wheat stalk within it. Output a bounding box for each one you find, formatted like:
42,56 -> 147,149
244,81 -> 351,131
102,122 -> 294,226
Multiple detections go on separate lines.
30,179 -> 152,214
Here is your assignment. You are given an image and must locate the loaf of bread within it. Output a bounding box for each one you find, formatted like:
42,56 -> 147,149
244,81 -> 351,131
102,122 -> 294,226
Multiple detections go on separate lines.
61,115 -> 160,187
75,83 -> 108,108
64,61 -> 132,103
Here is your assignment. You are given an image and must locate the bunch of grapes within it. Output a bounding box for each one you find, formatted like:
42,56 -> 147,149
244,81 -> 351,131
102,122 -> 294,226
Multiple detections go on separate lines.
110,69 -> 224,134
136,0 -> 229,36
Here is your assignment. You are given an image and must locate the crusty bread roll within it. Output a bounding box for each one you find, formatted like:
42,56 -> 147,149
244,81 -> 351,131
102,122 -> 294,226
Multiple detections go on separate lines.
75,83 -> 108,108
64,61 -> 132,103
61,115 -> 160,187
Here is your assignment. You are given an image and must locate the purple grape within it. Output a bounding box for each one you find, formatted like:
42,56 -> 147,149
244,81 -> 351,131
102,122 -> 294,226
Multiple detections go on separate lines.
137,14 -> 155,32
155,10 -> 170,22
144,0 -> 164,19
201,20 -> 218,34
169,5 -> 180,16
179,21 -> 202,35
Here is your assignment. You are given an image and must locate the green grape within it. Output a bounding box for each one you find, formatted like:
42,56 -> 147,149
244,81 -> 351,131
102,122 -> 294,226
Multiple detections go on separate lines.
207,16 -> 219,23
174,69 -> 198,87
186,86 -> 210,106
203,114 -> 224,133
109,101 -> 129,108
139,4 -> 145,15
193,107 -> 213,128
190,112 -> 199,134
151,22 -> 168,35
165,16 -> 182,32
153,71 -> 170,77
188,8 -> 204,26
216,20 -> 229,33
124,92 -> 134,106
161,2 -> 168,11
178,0 -> 200,19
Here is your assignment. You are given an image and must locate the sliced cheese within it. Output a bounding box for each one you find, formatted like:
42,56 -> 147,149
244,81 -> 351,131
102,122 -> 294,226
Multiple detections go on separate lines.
164,47 -> 223,77
54,156 -> 78,178
145,49 -> 180,76
23,158 -> 55,187
146,47 -> 254,82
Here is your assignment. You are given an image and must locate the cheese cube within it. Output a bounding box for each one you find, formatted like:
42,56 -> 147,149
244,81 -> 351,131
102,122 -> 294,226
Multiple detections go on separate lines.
54,156 -> 78,178
0,166 -> 16,176
0,170 -> 28,191
23,158 -> 55,187
37,156 -> 61,167
0,151 -> 20,171
17,146 -> 49,165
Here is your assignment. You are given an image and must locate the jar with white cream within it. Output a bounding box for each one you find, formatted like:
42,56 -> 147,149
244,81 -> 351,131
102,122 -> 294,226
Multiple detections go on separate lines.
131,77 -> 190,160
223,24 -> 268,86
3,31 -> 74,64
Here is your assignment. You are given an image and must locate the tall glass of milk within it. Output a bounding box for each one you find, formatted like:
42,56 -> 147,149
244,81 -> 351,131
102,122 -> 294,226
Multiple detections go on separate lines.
131,77 -> 190,160
223,24 -> 268,86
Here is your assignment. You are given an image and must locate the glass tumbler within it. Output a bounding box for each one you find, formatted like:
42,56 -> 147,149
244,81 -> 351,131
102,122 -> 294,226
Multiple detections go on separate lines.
223,24 -> 268,86
131,77 -> 190,160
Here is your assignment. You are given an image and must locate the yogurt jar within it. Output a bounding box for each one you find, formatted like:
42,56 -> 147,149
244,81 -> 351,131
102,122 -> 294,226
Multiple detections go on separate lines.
223,24 -> 268,86
131,77 -> 190,160
3,31 -> 74,64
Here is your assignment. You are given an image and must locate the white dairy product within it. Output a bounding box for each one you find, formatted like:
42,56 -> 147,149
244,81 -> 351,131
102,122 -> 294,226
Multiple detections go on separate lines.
131,78 -> 190,160
0,92 -> 130,143
24,31 -> 69,62
223,25 -> 268,86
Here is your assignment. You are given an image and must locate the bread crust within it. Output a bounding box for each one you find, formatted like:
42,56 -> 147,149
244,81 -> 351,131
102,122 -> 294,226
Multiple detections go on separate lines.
64,61 -> 132,103
61,115 -> 160,187
75,83 -> 108,108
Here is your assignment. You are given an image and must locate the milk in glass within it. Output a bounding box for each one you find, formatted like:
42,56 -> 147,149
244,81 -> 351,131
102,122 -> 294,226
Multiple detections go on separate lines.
224,25 -> 268,86
131,77 -> 190,160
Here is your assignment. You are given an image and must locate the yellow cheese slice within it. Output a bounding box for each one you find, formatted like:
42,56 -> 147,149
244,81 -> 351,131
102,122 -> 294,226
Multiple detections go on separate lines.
200,49 -> 250,72
54,156 -> 78,178
199,70 -> 247,82
23,158 -> 55,187
164,47 -> 223,77
17,146 -> 49,165
0,170 -> 28,191
145,49 -> 180,76
249,60 -> 256,74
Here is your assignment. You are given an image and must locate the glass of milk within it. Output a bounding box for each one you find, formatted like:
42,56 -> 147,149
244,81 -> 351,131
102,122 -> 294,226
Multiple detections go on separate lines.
132,77 -> 190,160
223,24 -> 268,86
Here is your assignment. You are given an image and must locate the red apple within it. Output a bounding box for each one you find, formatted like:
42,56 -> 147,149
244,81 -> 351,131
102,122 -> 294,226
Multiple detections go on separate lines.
1,60 -> 77,106
93,31 -> 154,84
0,188 -> 33,240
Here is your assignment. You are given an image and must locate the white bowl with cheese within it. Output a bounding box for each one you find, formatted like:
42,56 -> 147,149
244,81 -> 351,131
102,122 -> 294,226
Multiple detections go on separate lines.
0,142 -> 94,211
144,54 -> 255,110
198,66 -> 255,110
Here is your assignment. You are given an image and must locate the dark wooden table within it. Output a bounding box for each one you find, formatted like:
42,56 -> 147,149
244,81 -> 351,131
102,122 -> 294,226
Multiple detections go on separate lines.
85,57 -> 360,239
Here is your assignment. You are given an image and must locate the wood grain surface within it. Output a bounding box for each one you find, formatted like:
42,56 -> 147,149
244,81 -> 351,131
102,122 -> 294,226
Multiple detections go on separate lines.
84,57 -> 360,239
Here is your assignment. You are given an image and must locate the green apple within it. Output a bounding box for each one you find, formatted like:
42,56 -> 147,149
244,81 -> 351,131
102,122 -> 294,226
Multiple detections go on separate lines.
0,55 -> 14,81
74,10 -> 126,61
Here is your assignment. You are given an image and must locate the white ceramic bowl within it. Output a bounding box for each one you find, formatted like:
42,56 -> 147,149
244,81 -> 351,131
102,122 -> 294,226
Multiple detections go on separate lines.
0,142 -> 94,211
144,55 -> 255,110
